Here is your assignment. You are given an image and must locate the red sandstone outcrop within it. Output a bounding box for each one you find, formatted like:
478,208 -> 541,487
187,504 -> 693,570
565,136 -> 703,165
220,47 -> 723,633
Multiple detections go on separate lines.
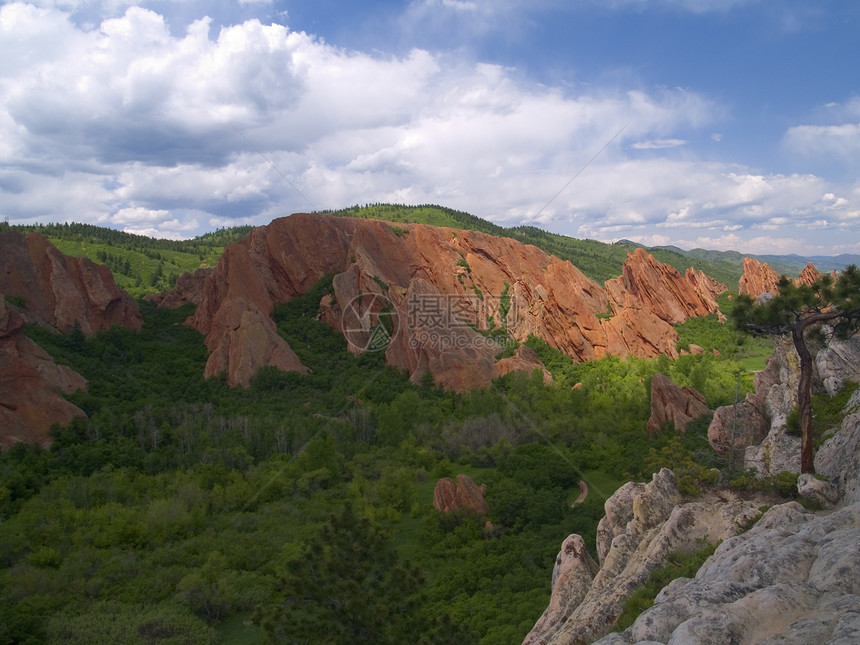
605,250 -> 723,324
493,345 -> 553,384
797,262 -> 821,287
646,373 -> 711,437
738,257 -> 831,301
183,213 -> 589,389
602,249 -> 725,360
738,257 -> 781,297
159,213 -> 726,390
144,267 -> 212,308
0,229 -> 141,447
0,296 -> 87,447
0,230 -> 141,335
432,474 -> 490,515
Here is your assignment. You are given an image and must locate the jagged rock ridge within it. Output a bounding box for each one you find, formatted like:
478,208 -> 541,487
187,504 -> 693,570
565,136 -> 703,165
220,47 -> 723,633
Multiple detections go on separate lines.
166,213 -> 726,390
0,230 -> 141,335
524,469 -> 766,645
0,294 -> 87,447
596,392 -> 860,644
595,499 -> 860,645
738,256 -> 823,298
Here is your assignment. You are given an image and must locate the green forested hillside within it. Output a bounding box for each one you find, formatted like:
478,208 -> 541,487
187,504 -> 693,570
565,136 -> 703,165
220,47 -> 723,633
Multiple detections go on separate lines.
0,261 -> 781,644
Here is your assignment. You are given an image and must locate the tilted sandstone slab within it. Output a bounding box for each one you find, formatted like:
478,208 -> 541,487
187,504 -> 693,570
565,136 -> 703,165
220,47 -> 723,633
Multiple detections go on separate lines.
602,250 -> 725,361
144,267 -> 212,308
707,397 -> 770,454
432,473 -> 489,515
814,333 -> 860,396
646,373 -> 710,436
738,257 -> 782,298
738,257 -> 827,299
709,332 -> 860,477
0,321 -> 87,447
708,337 -> 799,474
796,262 -> 821,287
605,249 -> 723,326
815,388 -> 860,505
0,296 -> 87,446
0,230 -> 141,335
494,345 -> 553,384
528,535 -> 600,641
168,213 -> 726,390
0,230 -> 140,446
590,380 -> 860,645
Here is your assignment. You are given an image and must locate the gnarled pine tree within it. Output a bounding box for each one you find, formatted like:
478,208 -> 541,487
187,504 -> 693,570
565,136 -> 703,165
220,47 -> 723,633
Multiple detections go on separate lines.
731,265 -> 860,473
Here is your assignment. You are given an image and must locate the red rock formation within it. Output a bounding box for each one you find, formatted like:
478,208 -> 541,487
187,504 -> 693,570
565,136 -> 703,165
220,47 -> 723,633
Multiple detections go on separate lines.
432,474 -> 490,515
0,230 -> 141,447
167,213 -> 726,390
0,279 -> 86,447
184,214 -> 582,389
797,262 -> 821,287
602,249 -> 725,360
738,257 -> 781,297
493,345 -> 553,384
187,216 -> 354,386
432,477 -> 458,513
738,257 -> 828,299
686,267 -> 728,306
604,249 -> 723,324
646,373 -> 711,437
0,230 -> 141,335
144,267 -> 212,308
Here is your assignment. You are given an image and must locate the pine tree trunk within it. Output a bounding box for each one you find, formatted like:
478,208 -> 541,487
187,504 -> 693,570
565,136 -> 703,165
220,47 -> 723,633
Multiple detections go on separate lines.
792,326 -> 815,474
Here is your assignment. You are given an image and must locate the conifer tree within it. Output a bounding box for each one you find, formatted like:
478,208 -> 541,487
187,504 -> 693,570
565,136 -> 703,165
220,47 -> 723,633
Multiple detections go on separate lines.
731,265 -> 860,472
259,504 -> 423,644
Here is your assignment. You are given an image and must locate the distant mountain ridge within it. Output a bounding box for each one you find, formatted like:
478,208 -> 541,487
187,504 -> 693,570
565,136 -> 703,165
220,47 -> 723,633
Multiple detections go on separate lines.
650,244 -> 858,277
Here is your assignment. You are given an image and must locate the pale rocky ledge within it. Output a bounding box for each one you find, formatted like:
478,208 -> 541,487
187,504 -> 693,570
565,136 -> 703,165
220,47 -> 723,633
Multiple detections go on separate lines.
525,336 -> 860,645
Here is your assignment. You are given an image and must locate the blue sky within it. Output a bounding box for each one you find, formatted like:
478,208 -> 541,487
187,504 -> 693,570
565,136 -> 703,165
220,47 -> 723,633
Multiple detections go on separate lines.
1,0 -> 858,255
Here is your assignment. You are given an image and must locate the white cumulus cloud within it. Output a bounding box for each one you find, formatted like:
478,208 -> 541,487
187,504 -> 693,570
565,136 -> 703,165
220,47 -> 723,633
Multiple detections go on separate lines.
0,1 -> 857,256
